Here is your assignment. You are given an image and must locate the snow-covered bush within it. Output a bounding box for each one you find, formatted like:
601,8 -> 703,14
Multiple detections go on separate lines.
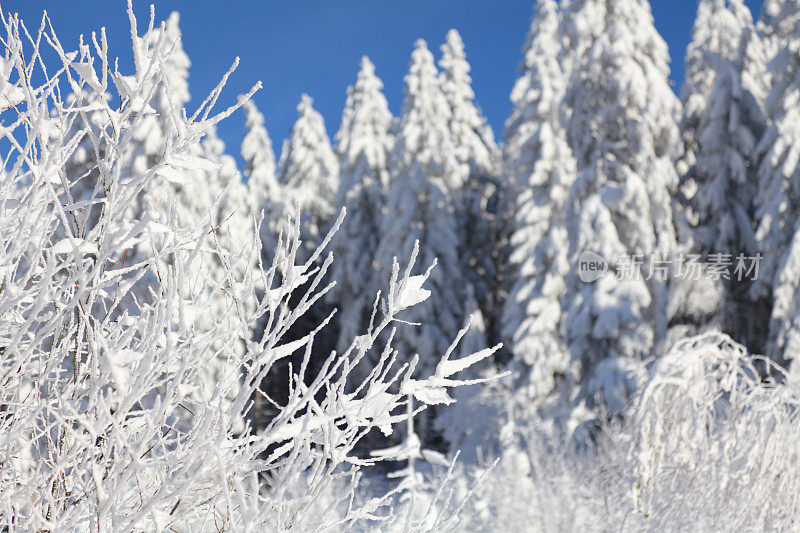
0,5 -> 499,530
453,332 -> 800,531
628,332 -> 800,529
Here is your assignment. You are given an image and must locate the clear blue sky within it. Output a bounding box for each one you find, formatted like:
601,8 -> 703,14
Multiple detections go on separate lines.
5,1 -> 765,166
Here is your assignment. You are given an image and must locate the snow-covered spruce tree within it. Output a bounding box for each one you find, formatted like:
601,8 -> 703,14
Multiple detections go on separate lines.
375,40 -> 465,378
329,56 -> 393,359
240,100 -> 282,430
241,99 -> 280,263
753,9 -> 800,257
559,0 -> 681,413
752,4 -> 800,367
438,29 -> 503,350
436,35 -> 500,462
679,0 -> 763,212
692,16 -> 769,351
0,6 -> 499,530
757,0 -> 800,61
669,0 -> 769,349
501,0 -> 577,407
273,94 -> 340,402
374,40 -> 475,445
276,93 -> 339,261
438,30 -> 498,185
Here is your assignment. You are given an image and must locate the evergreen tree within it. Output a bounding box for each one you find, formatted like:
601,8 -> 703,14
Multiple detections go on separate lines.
438,29 -> 502,349
753,6 -> 800,366
692,1 -> 767,254
276,94 -> 339,259
330,56 -> 394,354
374,39 -> 465,381
502,0 -> 577,404
667,0 -> 765,346
679,0 -> 761,216
692,12 -> 769,350
558,0 -> 599,72
560,0 -> 681,407
438,29 -> 499,183
757,0 -> 800,60
267,95 -> 340,411
241,100 -> 280,261
752,4 -> 800,294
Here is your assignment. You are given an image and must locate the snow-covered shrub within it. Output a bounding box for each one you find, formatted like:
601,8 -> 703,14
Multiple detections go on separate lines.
453,431 -> 622,531
0,5 -> 498,530
628,332 -> 800,529
453,332 -> 800,531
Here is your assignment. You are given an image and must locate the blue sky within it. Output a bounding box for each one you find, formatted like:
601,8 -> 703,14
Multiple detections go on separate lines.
6,1 -> 765,165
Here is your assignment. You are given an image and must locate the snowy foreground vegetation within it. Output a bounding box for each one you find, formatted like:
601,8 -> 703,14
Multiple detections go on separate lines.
2,0 -> 800,530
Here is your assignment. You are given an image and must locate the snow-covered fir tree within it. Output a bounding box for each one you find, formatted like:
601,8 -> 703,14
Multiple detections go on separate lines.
691,9 -> 769,350
752,0 -> 800,287
438,29 -> 499,183
501,0 -> 577,405
757,0 -> 800,61
559,0 -> 682,410
667,0 -> 762,346
276,94 -> 339,259
242,102 -> 277,196
558,0 -> 607,74
753,3 -> 800,367
241,100 -> 280,261
679,0 -> 763,218
330,56 -> 394,355
438,29 -> 503,349
264,94 -> 341,412
374,39 -> 466,382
